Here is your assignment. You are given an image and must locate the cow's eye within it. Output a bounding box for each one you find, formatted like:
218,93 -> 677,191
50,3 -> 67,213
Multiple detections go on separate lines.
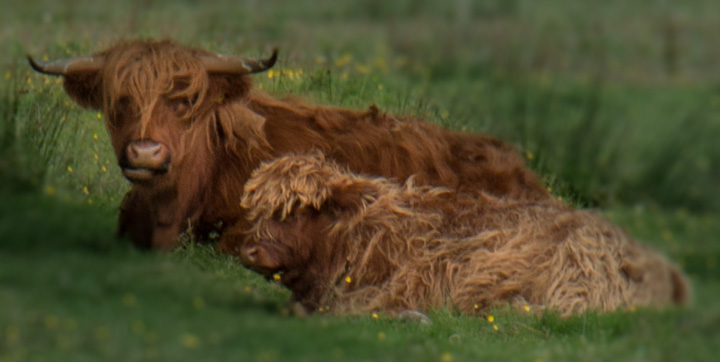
172,98 -> 192,119
109,97 -> 133,127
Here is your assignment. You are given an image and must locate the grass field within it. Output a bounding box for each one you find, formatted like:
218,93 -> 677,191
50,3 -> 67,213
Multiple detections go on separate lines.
2,0 -> 719,361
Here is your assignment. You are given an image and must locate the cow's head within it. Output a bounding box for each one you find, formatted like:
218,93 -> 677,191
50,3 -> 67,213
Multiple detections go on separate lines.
28,40 -> 277,187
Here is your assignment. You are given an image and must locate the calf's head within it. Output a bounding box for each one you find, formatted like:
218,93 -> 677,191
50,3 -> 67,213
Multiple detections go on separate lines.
239,153 -> 377,306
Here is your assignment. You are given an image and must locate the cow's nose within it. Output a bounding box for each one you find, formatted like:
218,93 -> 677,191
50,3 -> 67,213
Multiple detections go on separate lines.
126,140 -> 170,170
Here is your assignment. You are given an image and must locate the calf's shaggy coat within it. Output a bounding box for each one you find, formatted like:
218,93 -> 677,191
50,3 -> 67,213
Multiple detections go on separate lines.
238,153 -> 690,316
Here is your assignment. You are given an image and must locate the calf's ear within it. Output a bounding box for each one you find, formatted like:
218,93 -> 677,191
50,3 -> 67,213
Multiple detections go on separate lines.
327,181 -> 377,216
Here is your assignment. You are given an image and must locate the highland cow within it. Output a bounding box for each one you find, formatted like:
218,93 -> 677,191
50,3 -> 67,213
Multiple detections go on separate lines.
236,153 -> 690,316
29,39 -> 548,251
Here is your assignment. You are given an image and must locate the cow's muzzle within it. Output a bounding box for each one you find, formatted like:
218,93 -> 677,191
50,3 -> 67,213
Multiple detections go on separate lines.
122,140 -> 170,182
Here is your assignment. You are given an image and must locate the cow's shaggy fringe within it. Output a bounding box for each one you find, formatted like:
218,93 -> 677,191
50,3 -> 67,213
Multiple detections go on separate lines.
241,153 -> 691,316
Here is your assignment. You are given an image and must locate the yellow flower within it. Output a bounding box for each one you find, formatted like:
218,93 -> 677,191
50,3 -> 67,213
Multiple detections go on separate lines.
244,285 -> 252,292
377,84 -> 384,91
93,133 -> 98,140
102,166 -> 107,173
122,293 -> 137,307
487,315 -> 494,323
44,315 -> 59,330
67,166 -> 73,173
526,152 -> 535,160
372,313 -> 379,319
97,113 -> 102,119
441,352 -> 453,362
377,332 -> 386,341
334,53 -> 352,68
473,304 -> 479,310
94,153 -> 99,160
557,196 -> 563,201
193,297 -> 205,309
44,185 -> 56,196
83,186 -> 89,195
355,63 -> 371,75
372,56 -> 389,73
5,325 -> 19,344
180,333 -> 200,349
267,69 -> 274,79
132,321 -> 145,335
345,276 -> 352,284
524,305 -> 531,312
94,326 -> 109,341
394,56 -> 408,68
493,324 -> 499,331
661,229 -> 674,242
273,273 -> 281,281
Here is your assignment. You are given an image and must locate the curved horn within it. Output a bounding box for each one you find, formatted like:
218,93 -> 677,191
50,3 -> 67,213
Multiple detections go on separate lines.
202,48 -> 278,75
27,55 -> 103,76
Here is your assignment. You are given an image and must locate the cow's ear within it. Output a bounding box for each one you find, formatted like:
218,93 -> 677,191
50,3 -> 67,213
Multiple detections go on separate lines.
62,73 -> 104,110
208,74 -> 253,103
327,181 -> 377,217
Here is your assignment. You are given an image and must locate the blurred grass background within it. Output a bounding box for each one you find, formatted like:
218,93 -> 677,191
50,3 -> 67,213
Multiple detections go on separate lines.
1,0 -> 719,361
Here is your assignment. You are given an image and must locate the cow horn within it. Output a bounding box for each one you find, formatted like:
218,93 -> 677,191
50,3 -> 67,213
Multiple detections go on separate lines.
202,48 -> 278,75
27,55 -> 103,76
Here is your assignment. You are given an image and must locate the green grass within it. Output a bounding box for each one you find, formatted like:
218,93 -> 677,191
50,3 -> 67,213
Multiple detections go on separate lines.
2,0 -> 719,360
2,190 -> 719,361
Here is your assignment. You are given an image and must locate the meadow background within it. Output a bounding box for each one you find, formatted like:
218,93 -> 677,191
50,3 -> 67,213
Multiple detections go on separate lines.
1,0 -> 719,361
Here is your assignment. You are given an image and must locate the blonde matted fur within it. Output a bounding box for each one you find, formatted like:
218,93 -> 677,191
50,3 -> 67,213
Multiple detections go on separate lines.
239,152 -> 691,316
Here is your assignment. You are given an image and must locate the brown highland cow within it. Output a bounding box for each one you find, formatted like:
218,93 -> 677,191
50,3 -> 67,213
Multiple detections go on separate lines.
236,152 -> 690,316
28,40 -> 548,251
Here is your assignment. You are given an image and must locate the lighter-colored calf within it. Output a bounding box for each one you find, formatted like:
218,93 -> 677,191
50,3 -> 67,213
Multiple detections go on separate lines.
237,152 -> 691,316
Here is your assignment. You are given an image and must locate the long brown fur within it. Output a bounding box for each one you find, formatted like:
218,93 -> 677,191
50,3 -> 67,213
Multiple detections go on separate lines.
239,153 -> 691,316
50,39 -> 548,250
